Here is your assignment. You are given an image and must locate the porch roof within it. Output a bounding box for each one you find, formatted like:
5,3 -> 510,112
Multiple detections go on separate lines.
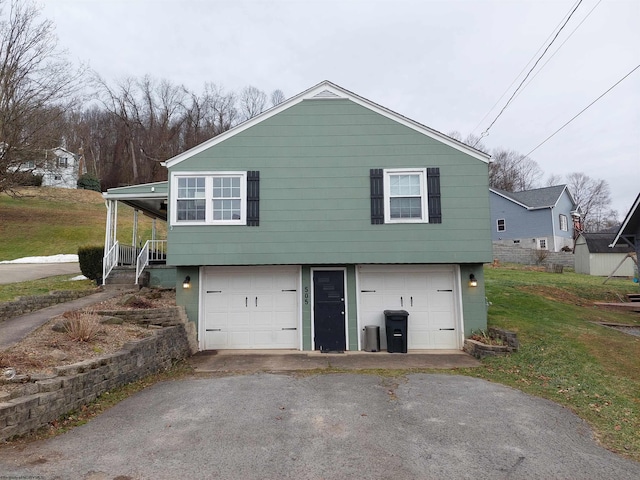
103,181 -> 168,221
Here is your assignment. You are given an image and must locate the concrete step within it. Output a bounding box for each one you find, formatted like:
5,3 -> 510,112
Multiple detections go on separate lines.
104,268 -> 149,287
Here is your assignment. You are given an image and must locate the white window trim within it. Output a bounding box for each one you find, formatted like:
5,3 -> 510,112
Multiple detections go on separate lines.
497,218 -> 506,232
383,168 -> 428,224
559,214 -> 568,231
170,171 -> 247,226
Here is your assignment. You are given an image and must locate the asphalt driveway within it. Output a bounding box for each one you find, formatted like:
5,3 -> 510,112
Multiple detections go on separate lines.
1,373 -> 638,479
0,262 -> 81,284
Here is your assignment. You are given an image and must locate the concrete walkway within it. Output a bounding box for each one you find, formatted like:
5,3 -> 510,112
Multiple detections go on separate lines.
190,349 -> 480,372
0,289 -> 126,350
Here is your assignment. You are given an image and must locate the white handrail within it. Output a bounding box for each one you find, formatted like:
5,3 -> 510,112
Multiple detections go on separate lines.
102,241 -> 119,285
135,240 -> 167,284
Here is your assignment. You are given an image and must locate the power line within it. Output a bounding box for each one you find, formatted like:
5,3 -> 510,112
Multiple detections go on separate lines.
513,0 -> 602,103
471,0 -> 583,136
524,64 -> 640,157
474,0 -> 584,146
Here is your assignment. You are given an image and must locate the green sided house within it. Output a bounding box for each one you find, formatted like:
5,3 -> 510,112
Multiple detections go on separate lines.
103,80 -> 492,352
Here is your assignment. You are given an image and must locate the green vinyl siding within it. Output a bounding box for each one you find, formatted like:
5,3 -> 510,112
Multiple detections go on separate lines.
168,98 -> 491,267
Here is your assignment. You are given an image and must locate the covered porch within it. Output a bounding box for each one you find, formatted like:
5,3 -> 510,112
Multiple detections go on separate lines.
102,181 -> 169,285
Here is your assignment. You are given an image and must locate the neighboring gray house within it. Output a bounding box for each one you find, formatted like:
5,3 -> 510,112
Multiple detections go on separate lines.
490,185 -> 580,252
611,193 -> 640,278
574,233 -> 635,276
102,80 -> 493,353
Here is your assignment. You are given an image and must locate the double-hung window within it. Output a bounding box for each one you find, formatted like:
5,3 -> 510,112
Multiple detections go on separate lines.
172,172 -> 247,225
176,177 -> 206,221
383,168 -> 428,223
559,214 -> 568,231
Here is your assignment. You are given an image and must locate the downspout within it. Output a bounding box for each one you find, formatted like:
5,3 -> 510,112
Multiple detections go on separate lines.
550,206 -> 557,252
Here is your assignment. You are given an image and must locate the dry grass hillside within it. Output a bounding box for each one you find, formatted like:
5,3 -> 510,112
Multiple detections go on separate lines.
0,187 -> 163,261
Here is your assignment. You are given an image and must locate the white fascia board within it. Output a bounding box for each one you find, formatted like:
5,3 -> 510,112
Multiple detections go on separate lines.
162,80 -> 491,169
610,193 -> 640,247
489,189 -> 531,210
103,192 -> 167,200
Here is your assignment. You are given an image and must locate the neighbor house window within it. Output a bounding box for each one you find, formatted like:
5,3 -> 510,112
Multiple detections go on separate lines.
26,160 -> 35,169
383,168 -> 428,223
497,219 -> 506,232
559,214 -> 568,231
538,238 -> 547,250
172,172 -> 247,225
57,157 -> 68,168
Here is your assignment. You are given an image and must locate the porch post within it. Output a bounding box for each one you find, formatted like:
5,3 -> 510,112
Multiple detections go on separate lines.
104,199 -> 117,253
132,209 -> 138,248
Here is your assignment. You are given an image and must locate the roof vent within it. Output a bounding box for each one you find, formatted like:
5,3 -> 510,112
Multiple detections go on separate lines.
313,89 -> 342,99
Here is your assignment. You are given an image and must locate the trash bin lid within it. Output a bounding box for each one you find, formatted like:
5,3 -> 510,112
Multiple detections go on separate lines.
384,310 -> 409,316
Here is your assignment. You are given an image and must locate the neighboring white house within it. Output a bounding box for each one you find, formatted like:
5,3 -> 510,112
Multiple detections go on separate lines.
30,147 -> 84,189
574,233 -> 635,277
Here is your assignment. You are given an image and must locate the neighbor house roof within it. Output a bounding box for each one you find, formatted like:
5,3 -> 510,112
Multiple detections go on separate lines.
578,233 -> 634,254
490,185 -> 577,211
162,80 -> 491,169
611,192 -> 640,248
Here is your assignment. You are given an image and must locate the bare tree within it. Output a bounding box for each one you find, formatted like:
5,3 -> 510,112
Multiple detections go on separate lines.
270,89 -> 285,107
489,148 -> 542,192
545,173 -> 564,187
565,172 -> 616,231
447,131 -> 489,154
0,0 -> 84,193
239,85 -> 267,121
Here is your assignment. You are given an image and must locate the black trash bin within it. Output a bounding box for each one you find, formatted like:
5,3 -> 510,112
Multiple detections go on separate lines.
384,310 -> 409,353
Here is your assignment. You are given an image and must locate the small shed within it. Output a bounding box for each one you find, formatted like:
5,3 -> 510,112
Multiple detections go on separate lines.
574,233 -> 635,276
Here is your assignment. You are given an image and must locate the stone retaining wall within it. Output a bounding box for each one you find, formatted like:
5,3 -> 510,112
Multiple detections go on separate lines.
0,307 -> 196,442
492,243 -> 575,268
0,290 -> 94,323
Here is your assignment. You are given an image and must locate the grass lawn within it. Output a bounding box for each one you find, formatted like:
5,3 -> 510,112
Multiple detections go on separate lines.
0,275 -> 96,303
460,264 -> 640,462
0,187 -> 164,261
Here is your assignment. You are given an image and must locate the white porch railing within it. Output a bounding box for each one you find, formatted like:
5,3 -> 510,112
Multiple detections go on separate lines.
119,244 -> 137,266
135,240 -> 167,284
103,241 -> 120,285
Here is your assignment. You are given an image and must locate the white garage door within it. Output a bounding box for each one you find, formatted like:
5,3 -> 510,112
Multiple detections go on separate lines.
202,266 -> 299,350
358,265 -> 460,350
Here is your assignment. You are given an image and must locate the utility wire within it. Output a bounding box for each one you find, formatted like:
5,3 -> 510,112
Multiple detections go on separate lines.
524,64 -> 640,157
514,0 -> 602,103
474,0 -> 584,146
471,0 -> 582,136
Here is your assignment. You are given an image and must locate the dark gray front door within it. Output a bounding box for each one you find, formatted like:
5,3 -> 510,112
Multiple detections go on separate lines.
313,270 -> 346,352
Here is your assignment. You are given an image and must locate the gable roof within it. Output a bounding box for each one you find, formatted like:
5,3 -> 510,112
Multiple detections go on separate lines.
162,80 -> 491,169
578,233 -> 634,254
611,192 -> 640,247
490,185 -> 577,211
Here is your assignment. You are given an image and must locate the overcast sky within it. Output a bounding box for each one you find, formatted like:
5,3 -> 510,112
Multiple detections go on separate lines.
41,0 -> 639,217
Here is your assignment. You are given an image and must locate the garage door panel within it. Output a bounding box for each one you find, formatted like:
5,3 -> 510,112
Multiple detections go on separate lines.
358,265 -> 459,350
203,267 -> 299,350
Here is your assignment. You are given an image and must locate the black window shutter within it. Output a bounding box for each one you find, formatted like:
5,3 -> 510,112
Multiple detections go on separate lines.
370,169 -> 384,224
247,171 -> 259,226
427,168 -> 442,224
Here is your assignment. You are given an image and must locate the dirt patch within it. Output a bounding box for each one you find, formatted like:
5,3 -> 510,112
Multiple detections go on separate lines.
518,285 -> 591,306
0,289 -> 176,395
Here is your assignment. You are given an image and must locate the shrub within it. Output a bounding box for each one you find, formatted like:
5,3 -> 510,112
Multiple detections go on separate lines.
62,311 -> 101,342
13,171 -> 43,186
77,173 -> 101,192
78,245 -> 104,283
